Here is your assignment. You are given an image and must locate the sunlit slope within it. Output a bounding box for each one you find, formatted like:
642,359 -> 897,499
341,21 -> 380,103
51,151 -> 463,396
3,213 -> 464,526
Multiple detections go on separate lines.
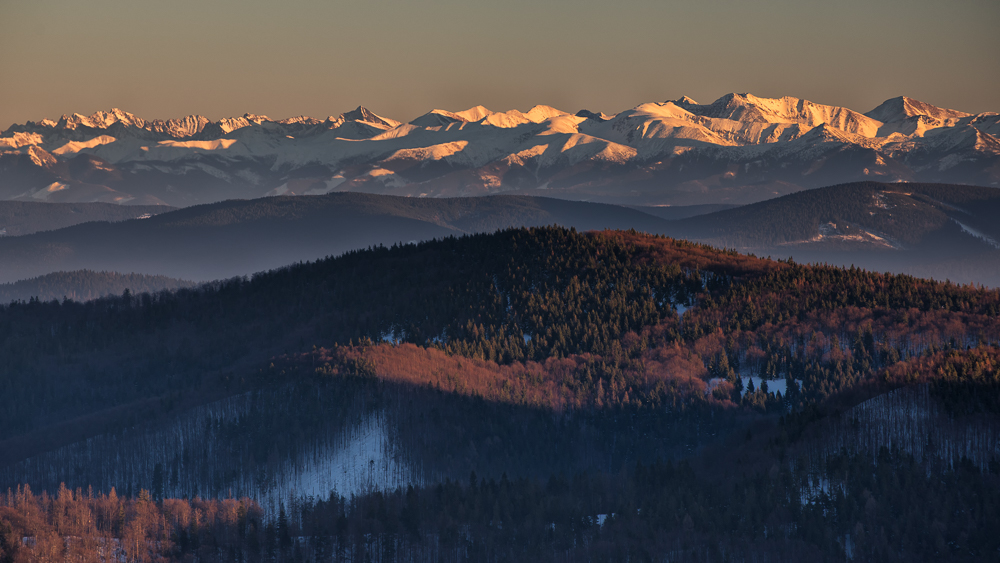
2,94 -> 997,206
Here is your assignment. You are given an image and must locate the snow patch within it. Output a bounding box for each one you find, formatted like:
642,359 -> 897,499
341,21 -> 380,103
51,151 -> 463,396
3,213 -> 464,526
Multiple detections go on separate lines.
388,140 -> 469,162
952,219 -> 1000,249
266,184 -> 291,196
0,132 -> 44,149
157,139 -> 238,151
51,135 -> 117,155
25,182 -> 69,201
740,376 -> 791,397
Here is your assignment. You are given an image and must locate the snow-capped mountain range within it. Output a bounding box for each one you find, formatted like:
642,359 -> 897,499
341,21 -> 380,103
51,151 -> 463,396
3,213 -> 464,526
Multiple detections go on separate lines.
1,94 -> 997,206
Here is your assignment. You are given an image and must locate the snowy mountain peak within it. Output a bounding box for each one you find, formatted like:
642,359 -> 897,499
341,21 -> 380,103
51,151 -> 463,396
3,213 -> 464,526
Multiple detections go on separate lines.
338,106 -> 399,129
453,106 -> 494,122
1,93 -> 996,207
408,110 -> 462,127
56,108 -> 146,131
278,116 -> 322,126
865,96 -> 971,124
147,115 -> 212,138
524,105 -> 570,122
26,145 -> 57,168
678,94 -> 882,137
575,110 -> 610,122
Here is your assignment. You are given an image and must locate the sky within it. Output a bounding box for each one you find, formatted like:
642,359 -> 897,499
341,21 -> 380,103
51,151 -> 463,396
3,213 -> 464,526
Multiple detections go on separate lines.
1,0 -> 998,128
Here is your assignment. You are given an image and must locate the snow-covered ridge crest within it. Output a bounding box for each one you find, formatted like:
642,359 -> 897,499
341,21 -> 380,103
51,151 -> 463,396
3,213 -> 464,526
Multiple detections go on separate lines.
4,94 -> 987,145
1,93 -> 997,207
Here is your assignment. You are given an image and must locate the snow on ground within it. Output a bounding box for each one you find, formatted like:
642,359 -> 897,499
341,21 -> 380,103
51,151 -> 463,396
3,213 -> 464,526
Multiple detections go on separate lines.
1,388 -> 421,517
741,376 -> 788,396
15,182 -> 70,201
0,131 -> 44,149
265,411 -> 416,513
952,219 -> 1000,249
156,139 -> 238,151
51,135 -> 117,155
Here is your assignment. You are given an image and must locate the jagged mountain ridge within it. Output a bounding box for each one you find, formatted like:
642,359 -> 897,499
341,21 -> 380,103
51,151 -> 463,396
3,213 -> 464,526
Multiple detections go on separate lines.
1,94 -> 997,206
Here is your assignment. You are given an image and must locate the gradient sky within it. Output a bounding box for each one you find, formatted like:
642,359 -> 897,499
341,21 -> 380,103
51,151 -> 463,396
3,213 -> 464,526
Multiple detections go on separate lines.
1,0 -> 998,128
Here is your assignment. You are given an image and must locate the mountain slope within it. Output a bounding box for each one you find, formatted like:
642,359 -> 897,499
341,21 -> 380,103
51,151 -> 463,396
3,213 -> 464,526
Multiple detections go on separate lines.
2,94 -> 997,206
673,182 -> 1000,247
672,181 -> 1000,285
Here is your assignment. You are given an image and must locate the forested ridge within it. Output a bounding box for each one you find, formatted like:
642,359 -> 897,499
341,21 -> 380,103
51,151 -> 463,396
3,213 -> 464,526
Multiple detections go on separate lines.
673,181 -> 1000,247
0,201 -> 171,237
1,226 -> 999,561
0,270 -> 195,304
669,181 -> 1000,287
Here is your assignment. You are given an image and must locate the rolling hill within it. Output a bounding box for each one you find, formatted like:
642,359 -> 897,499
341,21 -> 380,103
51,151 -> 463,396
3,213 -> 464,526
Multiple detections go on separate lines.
672,181 -> 1000,286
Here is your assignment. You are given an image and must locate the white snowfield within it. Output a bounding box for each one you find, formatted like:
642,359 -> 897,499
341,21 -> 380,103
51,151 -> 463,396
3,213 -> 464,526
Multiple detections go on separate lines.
2,93 -> 998,204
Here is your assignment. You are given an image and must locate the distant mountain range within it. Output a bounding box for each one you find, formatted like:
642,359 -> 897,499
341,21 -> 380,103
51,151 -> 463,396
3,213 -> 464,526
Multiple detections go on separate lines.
0,183 -> 996,294
2,94 -> 997,207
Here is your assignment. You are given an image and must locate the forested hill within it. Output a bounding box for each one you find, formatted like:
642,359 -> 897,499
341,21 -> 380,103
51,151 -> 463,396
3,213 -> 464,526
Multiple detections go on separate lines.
0,200 -> 172,237
0,193 -> 673,283
2,226 -> 999,561
674,181 -> 1000,248
1,226 -> 997,447
0,270 -> 195,304
672,182 -> 1000,286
